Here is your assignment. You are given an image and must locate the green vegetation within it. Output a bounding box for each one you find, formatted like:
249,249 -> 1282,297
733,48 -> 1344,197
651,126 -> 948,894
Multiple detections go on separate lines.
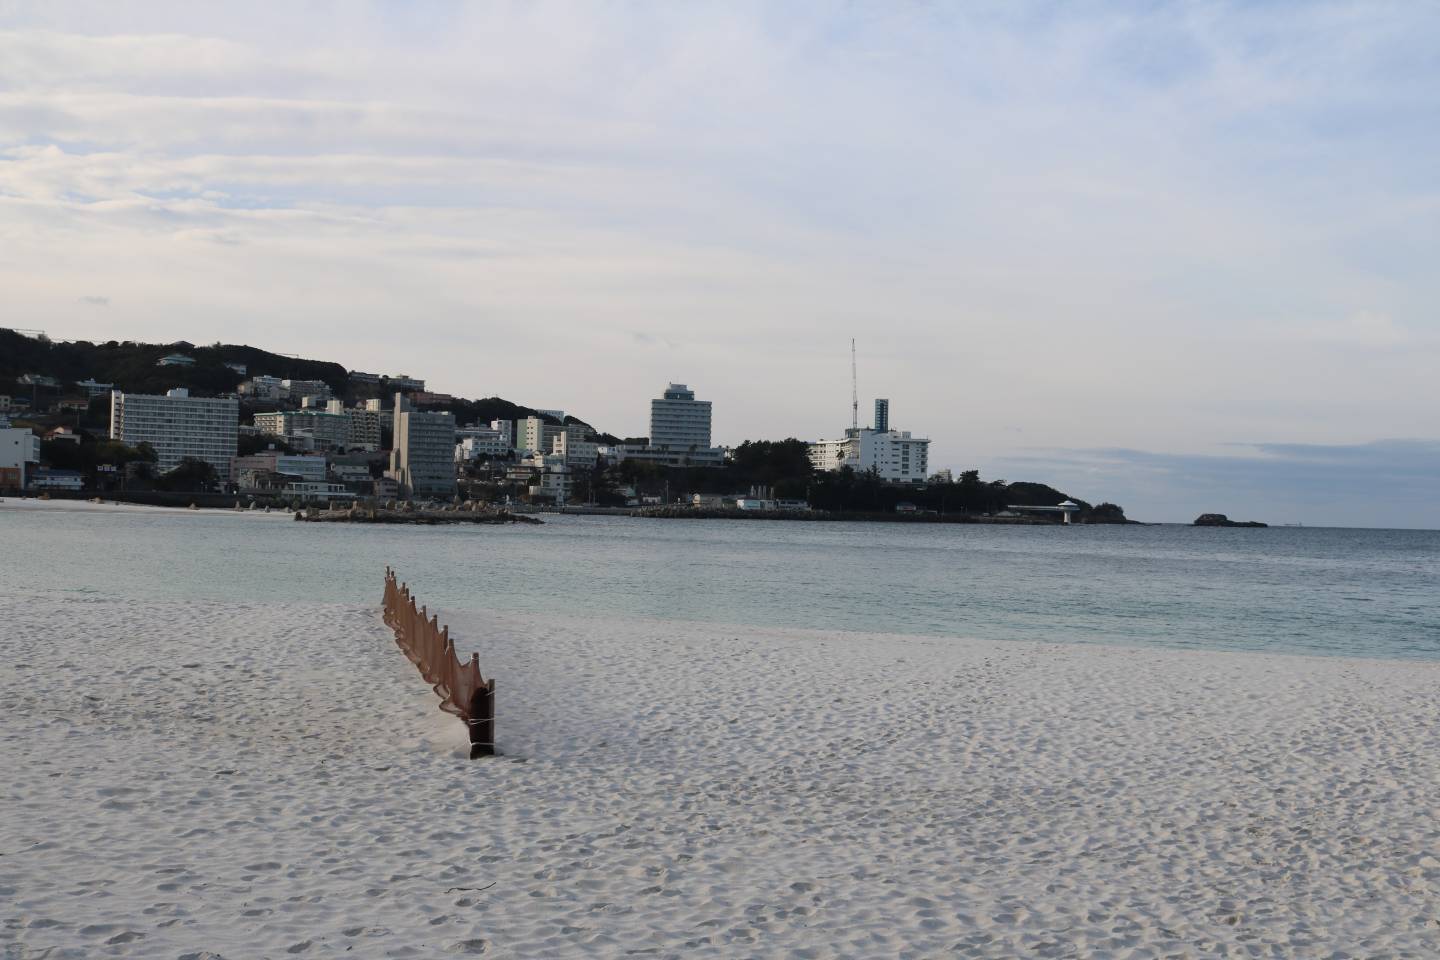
38,437 -> 156,490
154,457 -> 221,493
0,329 -> 347,399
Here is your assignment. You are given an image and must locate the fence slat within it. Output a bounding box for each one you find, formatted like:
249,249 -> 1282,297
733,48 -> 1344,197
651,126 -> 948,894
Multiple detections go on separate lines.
381,568 -> 495,757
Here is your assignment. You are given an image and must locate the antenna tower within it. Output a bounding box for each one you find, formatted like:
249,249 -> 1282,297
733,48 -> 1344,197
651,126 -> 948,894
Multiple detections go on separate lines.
850,338 -> 858,432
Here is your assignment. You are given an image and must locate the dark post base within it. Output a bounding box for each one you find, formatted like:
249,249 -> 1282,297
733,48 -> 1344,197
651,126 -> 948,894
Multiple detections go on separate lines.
467,679 -> 496,759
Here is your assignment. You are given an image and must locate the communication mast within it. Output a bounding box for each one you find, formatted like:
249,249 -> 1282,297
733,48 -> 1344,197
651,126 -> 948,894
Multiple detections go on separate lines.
850,338 -> 858,432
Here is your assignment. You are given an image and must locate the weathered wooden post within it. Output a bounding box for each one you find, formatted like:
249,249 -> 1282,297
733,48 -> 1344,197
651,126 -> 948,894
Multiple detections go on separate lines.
468,676 -> 495,758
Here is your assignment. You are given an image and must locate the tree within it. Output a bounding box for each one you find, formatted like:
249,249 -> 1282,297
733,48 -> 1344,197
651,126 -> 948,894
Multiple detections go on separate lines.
728,439 -> 814,486
238,433 -> 298,457
1090,502 -> 1128,522
155,457 -> 220,492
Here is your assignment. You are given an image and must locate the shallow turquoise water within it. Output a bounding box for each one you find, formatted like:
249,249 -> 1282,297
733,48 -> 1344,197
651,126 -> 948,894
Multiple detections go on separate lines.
5,506 -> 1439,660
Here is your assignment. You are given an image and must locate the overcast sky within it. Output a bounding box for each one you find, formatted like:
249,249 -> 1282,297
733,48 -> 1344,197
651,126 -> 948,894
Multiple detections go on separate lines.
2,2 -> 1437,526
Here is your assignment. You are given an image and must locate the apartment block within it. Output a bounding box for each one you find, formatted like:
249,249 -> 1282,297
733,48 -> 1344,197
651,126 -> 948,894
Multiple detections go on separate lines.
388,393 -> 455,498
110,388 -> 238,476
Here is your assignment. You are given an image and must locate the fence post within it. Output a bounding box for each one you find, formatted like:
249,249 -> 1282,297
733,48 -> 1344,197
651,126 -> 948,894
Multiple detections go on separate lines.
388,570 -> 496,759
469,679 -> 495,758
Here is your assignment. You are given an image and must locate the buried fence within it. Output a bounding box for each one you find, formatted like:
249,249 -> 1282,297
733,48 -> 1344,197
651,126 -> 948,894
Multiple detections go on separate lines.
382,567 -> 495,758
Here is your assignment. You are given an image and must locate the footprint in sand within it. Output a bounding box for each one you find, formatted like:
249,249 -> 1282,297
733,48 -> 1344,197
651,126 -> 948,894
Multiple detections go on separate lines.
447,938 -> 490,954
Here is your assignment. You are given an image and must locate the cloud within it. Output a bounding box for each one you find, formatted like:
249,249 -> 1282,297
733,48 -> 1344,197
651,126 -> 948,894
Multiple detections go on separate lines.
78,295 -> 108,305
0,2 -> 1438,527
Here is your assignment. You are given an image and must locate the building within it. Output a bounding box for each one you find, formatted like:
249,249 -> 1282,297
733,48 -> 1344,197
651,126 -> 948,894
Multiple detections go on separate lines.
44,426 -> 82,444
280,379 -> 332,404
386,375 -> 425,391
619,383 -> 725,467
230,452 -> 327,485
347,407 -> 388,451
253,409 -> 348,450
651,383 -> 711,449
238,375 -> 285,401
324,400 -> 388,452
224,362 -> 247,376
388,393 -> 456,498
456,424 -> 511,461
0,425 -> 40,490
411,391 -> 454,407
349,370 -> 381,385
508,453 -> 571,503
514,416 -> 561,456
330,463 -> 373,489
76,379 -> 114,397
29,468 -> 84,491
0,396 -> 11,413
156,354 -> 195,367
282,480 -> 352,502
110,388 -> 238,476
234,468 -> 290,494
551,430 -> 600,468
609,442 -> 718,468
808,399 -> 930,484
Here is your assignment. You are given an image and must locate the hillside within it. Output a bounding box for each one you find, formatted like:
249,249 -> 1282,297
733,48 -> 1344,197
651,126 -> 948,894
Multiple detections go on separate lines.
0,330 -> 348,399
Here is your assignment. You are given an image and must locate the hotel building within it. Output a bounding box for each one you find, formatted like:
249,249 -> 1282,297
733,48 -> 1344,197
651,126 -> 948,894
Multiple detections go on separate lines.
808,397 -> 930,484
110,388 -> 239,476
388,393 -> 456,498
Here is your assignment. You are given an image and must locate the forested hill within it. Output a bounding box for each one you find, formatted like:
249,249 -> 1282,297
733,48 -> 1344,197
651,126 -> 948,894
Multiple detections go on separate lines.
0,330 -> 573,426
0,330 -> 348,397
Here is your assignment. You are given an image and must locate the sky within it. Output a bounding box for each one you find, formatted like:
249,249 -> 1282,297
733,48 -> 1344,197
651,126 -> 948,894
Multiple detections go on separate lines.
1,1 -> 1437,526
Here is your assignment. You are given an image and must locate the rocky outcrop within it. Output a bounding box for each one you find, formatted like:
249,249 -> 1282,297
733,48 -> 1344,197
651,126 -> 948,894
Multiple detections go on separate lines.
1193,513 -> 1267,528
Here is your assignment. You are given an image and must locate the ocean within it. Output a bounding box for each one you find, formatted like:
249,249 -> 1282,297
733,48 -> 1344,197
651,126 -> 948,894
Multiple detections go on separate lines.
7,504 -> 1439,660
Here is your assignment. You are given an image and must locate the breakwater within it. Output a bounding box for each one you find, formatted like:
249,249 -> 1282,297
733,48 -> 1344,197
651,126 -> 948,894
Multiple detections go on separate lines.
295,505 -> 543,525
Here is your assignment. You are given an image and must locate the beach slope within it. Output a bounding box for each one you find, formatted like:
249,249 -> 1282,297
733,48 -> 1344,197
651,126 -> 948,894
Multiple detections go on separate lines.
4,597 -> 1439,957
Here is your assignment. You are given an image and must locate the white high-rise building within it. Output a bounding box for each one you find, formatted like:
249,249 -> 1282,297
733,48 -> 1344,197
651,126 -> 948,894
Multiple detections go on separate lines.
110,388 -> 238,476
651,384 -> 710,449
809,399 -> 930,484
388,393 -> 456,498
514,416 -> 561,456
629,383 -> 724,467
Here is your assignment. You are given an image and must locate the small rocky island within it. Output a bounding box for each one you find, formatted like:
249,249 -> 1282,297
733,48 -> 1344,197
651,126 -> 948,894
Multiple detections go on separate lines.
1193,513 -> 1267,528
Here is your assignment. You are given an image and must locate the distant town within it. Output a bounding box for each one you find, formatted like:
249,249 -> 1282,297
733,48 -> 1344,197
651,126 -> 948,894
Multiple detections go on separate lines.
0,329 -> 1124,522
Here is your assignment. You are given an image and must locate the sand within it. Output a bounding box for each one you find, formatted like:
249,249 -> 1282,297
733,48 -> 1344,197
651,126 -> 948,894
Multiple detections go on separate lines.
4,591 -> 1440,958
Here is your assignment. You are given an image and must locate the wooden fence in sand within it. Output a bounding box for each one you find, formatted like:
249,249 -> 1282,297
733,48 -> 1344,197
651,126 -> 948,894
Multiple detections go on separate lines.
382,567 -> 495,758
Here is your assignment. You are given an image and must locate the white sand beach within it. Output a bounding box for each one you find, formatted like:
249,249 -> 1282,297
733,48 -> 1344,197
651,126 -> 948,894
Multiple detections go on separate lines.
4,593 -> 1440,958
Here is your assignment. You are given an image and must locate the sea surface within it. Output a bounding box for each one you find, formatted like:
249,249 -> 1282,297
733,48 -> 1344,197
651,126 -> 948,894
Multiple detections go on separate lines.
5,503 -> 1440,660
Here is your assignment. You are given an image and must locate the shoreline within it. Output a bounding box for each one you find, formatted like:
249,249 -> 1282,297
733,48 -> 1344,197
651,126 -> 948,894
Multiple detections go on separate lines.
8,491 -> 1136,525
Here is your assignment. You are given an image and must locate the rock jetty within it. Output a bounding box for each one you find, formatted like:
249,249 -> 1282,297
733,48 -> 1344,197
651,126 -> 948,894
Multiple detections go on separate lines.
295,504 -> 542,525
